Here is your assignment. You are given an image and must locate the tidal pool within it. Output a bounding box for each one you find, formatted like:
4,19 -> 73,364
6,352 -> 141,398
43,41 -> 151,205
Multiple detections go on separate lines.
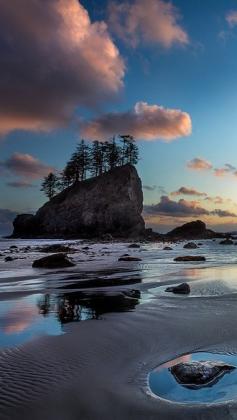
148,352 -> 237,404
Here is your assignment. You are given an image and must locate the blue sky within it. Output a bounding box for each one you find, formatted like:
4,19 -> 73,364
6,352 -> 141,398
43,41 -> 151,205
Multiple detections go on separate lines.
2,0 -> 237,234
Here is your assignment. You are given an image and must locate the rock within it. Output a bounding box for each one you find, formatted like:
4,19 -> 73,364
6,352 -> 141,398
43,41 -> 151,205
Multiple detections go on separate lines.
101,233 -> 113,241
174,256 -> 206,262
170,361 -> 235,388
165,283 -> 190,294
38,244 -> 75,253
9,245 -> 18,249
32,253 -> 75,268
5,256 -> 14,262
118,256 -> 142,262
183,242 -> 198,249
12,165 -> 145,239
220,238 -> 234,245
163,246 -> 173,250
167,220 -> 219,240
128,243 -> 140,249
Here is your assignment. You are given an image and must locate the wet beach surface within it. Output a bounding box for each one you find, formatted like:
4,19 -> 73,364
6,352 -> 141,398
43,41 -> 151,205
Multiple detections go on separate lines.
1,238 -> 237,419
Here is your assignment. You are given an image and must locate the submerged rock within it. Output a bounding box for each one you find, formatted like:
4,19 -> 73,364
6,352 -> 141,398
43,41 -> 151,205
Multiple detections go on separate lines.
183,242 -> 198,249
170,361 -> 235,388
165,283 -> 190,294
163,246 -> 173,250
12,165 -> 145,239
174,256 -> 206,262
128,243 -> 140,249
220,238 -> 234,245
32,253 -> 75,268
118,256 -> 142,262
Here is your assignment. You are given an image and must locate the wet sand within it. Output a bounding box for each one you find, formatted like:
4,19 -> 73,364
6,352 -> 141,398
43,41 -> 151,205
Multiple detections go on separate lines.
1,239 -> 237,419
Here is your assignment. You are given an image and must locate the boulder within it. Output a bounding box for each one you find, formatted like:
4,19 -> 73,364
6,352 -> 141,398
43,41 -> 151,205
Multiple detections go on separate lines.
167,220 -> 219,240
183,242 -> 198,249
32,253 -> 75,268
12,165 -> 145,239
163,246 -> 173,250
165,283 -> 190,294
128,243 -> 141,249
220,238 -> 234,245
118,256 -> 142,262
170,361 -> 235,388
174,256 -> 206,262
5,256 -> 14,262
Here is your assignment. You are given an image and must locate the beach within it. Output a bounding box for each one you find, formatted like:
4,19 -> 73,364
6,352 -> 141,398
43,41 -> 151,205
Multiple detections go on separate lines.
1,239 -> 237,419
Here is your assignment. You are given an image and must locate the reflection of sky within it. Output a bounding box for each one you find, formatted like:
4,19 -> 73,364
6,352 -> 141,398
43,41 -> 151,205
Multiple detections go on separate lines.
0,294 -> 62,349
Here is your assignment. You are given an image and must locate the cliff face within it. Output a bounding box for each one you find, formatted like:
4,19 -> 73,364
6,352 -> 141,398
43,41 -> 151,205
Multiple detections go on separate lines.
12,164 -> 145,239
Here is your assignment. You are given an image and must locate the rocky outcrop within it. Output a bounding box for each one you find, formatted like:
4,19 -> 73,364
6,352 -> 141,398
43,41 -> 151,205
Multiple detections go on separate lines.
167,220 -> 220,240
12,165 -> 145,239
170,361 -> 235,388
32,253 -> 75,268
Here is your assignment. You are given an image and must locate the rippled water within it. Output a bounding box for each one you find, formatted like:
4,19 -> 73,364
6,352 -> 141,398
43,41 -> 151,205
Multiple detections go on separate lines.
1,237 -> 237,348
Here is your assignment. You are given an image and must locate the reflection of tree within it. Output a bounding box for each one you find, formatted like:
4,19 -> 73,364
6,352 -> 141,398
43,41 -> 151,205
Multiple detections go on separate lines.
37,290 -> 140,325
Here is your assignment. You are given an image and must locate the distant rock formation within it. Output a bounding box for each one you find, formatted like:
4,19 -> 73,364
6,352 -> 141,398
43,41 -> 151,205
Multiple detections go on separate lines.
167,220 -> 221,240
12,164 -> 145,239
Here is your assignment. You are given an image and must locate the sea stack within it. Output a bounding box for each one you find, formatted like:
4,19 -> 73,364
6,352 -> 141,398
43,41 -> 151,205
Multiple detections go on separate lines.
12,164 -> 145,239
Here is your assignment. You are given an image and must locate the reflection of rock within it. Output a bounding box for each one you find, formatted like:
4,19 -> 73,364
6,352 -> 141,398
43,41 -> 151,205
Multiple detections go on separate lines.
165,283 -> 190,295
170,361 -> 235,388
32,253 -> 75,268
183,242 -> 198,249
220,238 -> 234,245
118,256 -> 142,261
174,256 -> 206,262
38,290 -> 141,324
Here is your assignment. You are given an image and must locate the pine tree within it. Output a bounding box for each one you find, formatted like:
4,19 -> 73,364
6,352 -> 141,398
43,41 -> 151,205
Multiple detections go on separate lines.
106,136 -> 121,170
90,141 -> 103,177
41,172 -> 59,199
124,135 -> 139,165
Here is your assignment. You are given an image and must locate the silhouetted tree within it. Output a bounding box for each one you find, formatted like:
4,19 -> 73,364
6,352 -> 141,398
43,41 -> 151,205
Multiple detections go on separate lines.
106,136 -> 121,170
90,140 -> 103,177
41,172 -> 59,199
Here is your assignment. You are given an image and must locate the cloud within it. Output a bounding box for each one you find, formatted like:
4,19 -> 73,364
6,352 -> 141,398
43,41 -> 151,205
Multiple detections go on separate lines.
0,0 -> 125,135
81,101 -> 192,141
6,181 -> 35,188
171,186 -> 207,197
0,209 -> 17,236
187,158 -> 213,170
108,0 -> 189,48
226,10 -> 237,27
143,196 -> 237,218
143,185 -> 157,191
0,153 -> 54,179
144,196 -> 209,217
214,163 -> 236,177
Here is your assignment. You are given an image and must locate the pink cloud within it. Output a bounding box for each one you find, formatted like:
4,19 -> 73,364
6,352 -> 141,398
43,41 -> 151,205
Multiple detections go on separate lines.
171,187 -> 207,197
108,0 -> 189,48
81,101 -> 192,141
226,10 -> 237,27
0,0 -> 125,135
187,158 -> 213,171
0,153 -> 54,179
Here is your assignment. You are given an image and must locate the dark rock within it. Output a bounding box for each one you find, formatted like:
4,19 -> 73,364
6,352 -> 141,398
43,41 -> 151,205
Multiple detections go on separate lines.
32,253 -> 75,268
165,282 -> 190,294
10,245 -> 18,249
128,243 -> 140,248
220,238 -> 234,245
183,242 -> 198,249
170,361 -> 235,388
167,220 -> 220,240
38,244 -> 75,253
163,246 -> 173,250
12,165 -> 145,239
5,256 -> 14,262
174,256 -> 206,262
118,256 -> 142,262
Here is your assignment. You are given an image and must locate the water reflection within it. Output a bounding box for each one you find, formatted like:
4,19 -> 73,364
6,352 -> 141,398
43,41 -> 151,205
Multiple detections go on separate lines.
149,352 -> 237,404
37,289 -> 141,324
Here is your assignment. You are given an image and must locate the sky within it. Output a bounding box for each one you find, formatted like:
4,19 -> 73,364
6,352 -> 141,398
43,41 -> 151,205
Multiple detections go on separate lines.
2,0 -> 237,234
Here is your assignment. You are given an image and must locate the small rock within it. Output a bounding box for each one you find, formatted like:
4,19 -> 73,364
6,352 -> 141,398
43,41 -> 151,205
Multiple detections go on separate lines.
174,256 -> 206,262
165,283 -> 190,294
170,361 -> 235,388
5,256 -> 14,262
32,253 -> 75,268
9,245 -> 18,250
39,244 -> 75,253
163,246 -> 173,250
118,256 -> 142,262
220,238 -> 234,245
128,243 -> 140,249
183,242 -> 198,249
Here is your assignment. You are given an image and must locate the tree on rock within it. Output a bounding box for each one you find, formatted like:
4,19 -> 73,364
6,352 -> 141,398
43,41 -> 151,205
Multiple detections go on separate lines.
41,172 -> 59,199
